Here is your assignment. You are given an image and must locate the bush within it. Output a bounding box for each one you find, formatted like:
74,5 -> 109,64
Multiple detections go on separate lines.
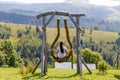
81,48 -> 103,66
97,60 -> 111,74
19,63 -> 28,75
27,60 -> 34,73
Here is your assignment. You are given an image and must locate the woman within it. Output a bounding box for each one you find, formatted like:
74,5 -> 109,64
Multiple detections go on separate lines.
51,41 -> 71,59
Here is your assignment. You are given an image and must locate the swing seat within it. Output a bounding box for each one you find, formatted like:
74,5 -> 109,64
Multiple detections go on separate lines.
51,19 -> 73,63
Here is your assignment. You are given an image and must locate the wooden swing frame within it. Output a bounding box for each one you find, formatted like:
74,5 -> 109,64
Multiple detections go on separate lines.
32,11 -> 92,76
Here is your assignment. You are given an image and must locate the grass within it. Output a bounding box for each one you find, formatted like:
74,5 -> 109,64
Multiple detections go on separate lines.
0,68 -> 120,80
0,22 -> 118,45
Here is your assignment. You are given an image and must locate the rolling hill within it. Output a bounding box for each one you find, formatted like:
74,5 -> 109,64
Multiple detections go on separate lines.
0,2 -> 120,32
0,22 -> 118,44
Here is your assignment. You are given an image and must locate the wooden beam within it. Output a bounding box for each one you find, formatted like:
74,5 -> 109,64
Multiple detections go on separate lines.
36,11 -> 85,19
82,59 -> 92,74
76,17 -> 82,75
41,16 -> 46,75
68,13 -> 82,31
32,59 -> 41,74
45,12 -> 56,26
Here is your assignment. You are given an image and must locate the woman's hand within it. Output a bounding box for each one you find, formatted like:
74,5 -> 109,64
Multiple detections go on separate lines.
51,49 -> 55,51
70,48 -> 73,51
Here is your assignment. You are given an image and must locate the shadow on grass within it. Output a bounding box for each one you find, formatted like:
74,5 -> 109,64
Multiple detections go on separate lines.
44,73 -> 79,79
22,73 -> 41,80
114,74 -> 120,80
84,73 -> 92,75
23,73 -> 79,80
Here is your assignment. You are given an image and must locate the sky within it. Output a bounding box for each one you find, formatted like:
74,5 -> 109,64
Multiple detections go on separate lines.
0,0 -> 120,7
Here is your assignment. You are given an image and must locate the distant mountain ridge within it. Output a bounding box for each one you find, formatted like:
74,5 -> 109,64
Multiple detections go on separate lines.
0,2 -> 120,32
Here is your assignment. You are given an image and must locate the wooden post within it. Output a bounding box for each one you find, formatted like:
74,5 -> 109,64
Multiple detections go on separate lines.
41,16 -> 46,75
76,16 -> 82,75
71,53 -> 73,69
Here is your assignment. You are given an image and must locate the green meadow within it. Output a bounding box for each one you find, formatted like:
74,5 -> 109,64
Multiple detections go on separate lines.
0,68 -> 120,80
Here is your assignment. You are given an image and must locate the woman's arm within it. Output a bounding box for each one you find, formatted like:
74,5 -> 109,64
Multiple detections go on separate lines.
65,49 -> 73,54
51,49 -> 59,54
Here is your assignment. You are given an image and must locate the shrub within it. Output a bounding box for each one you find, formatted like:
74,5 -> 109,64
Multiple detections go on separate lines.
81,48 -> 103,66
19,63 -> 28,75
27,60 -> 34,73
97,60 -> 111,74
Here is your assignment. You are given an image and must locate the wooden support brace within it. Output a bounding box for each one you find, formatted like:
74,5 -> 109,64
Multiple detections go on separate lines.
82,59 -> 92,74
45,12 -> 56,26
68,13 -> 82,31
32,59 -> 41,74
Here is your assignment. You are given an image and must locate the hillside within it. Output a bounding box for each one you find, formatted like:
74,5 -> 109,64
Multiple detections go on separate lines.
0,22 -> 118,44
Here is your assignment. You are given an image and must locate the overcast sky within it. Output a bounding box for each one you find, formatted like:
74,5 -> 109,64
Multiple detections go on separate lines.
0,0 -> 120,7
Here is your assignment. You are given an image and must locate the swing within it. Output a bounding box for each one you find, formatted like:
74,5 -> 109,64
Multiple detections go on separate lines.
50,19 -> 73,63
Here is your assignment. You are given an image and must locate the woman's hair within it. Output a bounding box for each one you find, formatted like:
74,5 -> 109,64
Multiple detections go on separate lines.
60,42 -> 64,53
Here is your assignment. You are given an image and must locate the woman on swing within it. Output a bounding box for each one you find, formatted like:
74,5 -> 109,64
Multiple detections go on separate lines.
51,41 -> 72,59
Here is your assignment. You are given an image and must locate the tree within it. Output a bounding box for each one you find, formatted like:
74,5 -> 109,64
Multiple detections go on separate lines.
0,40 -> 23,67
36,26 -> 40,33
116,38 -> 120,46
81,48 -> 103,66
89,36 -> 93,43
89,28 -> 93,34
94,26 -> 99,30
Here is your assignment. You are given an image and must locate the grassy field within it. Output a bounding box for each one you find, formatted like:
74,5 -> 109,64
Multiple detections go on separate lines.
0,68 -> 120,80
0,22 -> 118,45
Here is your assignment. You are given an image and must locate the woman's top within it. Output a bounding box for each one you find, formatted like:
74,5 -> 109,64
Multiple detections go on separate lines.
57,46 -> 67,58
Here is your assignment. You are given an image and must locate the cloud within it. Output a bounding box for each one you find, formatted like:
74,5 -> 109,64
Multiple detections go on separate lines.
89,0 -> 120,6
112,0 -> 120,1
64,0 -> 89,3
64,0 -> 120,6
64,0 -> 72,3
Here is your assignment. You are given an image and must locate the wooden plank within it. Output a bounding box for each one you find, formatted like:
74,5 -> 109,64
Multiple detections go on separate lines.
36,11 -> 85,18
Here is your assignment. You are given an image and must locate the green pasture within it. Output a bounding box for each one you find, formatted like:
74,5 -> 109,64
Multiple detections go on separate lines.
0,68 -> 120,80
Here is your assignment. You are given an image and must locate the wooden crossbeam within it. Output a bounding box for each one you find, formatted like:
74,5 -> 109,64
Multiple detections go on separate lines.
36,11 -> 85,19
